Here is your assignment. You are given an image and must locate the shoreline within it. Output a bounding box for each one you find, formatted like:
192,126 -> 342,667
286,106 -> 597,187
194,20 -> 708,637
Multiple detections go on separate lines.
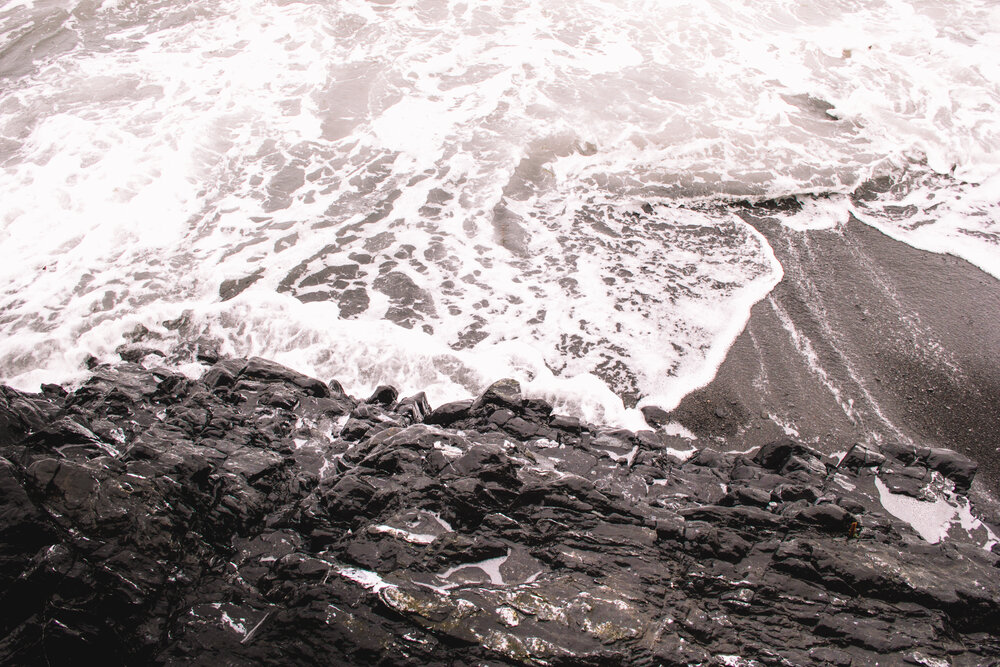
671,210 -> 1000,502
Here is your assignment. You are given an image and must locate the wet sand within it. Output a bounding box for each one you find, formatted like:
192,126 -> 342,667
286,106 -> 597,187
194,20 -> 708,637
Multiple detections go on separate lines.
671,211 -> 1000,503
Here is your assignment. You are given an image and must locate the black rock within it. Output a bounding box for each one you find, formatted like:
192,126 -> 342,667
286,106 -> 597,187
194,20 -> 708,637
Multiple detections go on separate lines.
424,399 -> 473,426
366,385 -> 399,406
395,392 -> 431,423
202,364 -> 237,389
754,437 -> 821,471
687,447 -> 729,468
219,270 -> 264,301
921,447 -> 978,492
241,357 -> 331,398
40,383 -> 68,398
522,398 -> 553,417
839,442 -> 886,470
503,416 -> 539,439
550,413 -> 582,432
0,356 -> 996,666
1,386 -> 55,445
470,378 -> 522,414
640,405 -> 670,428
794,503 -> 854,532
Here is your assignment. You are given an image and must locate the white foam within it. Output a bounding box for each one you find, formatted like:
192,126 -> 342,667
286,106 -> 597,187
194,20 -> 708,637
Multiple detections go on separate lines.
662,422 -> 697,440
2,0 -> 999,428
851,173 -> 1000,280
370,98 -> 452,162
873,474 -> 999,550
370,525 -> 437,545
441,551 -> 509,586
336,566 -> 396,593
0,0 -> 32,12
782,195 -> 852,232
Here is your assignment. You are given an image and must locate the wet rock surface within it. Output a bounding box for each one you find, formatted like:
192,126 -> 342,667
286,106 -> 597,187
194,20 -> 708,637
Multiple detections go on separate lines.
1,360 -> 998,665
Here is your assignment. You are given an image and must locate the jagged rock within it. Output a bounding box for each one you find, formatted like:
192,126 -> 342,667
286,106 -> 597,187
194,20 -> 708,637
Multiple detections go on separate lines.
754,437 -> 822,470
471,378 -> 522,414
219,270 -> 264,302
424,399 -> 472,426
839,442 -> 886,470
921,447 -> 978,492
202,364 -> 236,389
721,485 -> 772,508
241,357 -> 330,398
1,386 -> 55,445
550,413 -> 582,432
116,342 -> 166,363
640,405 -> 670,428
879,463 -> 930,498
794,503 -> 855,532
687,447 -> 728,468
395,392 -> 431,423
522,398 -> 552,418
503,416 -> 539,440
366,385 -> 398,406
0,357 -> 997,666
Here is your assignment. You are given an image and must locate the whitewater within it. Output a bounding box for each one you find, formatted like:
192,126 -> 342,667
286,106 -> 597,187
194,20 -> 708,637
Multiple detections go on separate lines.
1,0 -> 998,429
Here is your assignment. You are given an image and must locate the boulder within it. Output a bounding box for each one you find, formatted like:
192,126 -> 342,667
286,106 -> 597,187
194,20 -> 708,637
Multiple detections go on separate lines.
754,438 -> 822,471
424,399 -> 473,426
395,392 -> 431,423
838,442 -> 886,470
921,447 -> 978,492
639,405 -> 670,428
470,378 -> 522,414
366,385 -> 399,406
241,357 -> 330,398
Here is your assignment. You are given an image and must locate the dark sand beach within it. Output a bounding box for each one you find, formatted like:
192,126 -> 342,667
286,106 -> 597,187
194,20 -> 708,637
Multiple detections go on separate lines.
672,209 -> 1000,504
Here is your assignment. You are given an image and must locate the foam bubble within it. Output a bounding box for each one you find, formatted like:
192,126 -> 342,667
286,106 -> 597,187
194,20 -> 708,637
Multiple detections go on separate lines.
782,195 -> 852,232
2,0 -> 999,425
851,172 -> 1000,280
370,97 -> 453,161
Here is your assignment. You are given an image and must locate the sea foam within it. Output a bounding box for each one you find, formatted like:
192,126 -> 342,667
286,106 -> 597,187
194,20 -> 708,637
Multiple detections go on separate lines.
1,0 -> 998,425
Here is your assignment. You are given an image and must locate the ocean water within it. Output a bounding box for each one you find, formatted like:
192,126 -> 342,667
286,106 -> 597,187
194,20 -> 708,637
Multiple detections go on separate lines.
1,0 -> 998,428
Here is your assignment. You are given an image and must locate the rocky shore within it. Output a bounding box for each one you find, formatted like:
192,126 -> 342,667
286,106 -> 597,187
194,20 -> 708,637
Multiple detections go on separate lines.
1,354 -> 999,665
